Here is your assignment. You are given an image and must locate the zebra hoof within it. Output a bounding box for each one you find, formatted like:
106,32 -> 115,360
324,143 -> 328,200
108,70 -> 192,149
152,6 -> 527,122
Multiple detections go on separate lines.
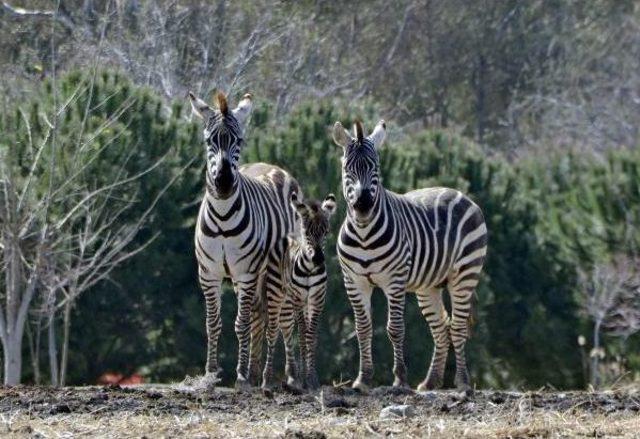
392,377 -> 410,389
282,380 -> 304,395
416,376 -> 443,392
235,376 -> 252,392
352,376 -> 370,393
285,376 -> 304,392
455,376 -> 473,395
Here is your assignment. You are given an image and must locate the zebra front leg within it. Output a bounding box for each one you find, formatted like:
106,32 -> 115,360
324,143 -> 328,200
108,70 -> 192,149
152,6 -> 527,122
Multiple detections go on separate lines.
296,309 -> 309,388
304,285 -> 326,390
234,275 -> 259,389
384,285 -> 408,388
200,273 -> 223,384
417,288 -> 451,392
344,273 -> 374,392
262,270 -> 286,392
279,297 -> 301,388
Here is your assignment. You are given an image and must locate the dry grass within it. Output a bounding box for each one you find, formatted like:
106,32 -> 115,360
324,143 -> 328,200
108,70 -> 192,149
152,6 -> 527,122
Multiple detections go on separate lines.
0,386 -> 638,438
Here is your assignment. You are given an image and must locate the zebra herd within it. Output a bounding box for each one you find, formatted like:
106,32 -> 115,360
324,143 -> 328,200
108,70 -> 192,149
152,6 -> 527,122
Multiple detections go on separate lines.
189,91 -> 488,393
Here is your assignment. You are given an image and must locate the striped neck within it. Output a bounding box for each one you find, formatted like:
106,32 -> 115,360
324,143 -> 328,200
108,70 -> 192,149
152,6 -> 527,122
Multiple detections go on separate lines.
204,174 -> 243,217
348,187 -> 386,229
292,245 -> 324,277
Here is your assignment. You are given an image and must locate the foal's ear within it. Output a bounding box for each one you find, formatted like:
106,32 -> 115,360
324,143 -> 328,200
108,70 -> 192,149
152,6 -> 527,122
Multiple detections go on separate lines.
332,121 -> 352,148
290,192 -> 308,217
321,193 -> 337,217
188,92 -> 213,120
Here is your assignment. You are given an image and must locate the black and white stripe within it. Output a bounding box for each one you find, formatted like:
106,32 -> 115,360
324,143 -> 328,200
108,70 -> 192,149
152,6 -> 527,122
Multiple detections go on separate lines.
265,193 -> 335,390
333,120 -> 488,392
189,91 -> 299,389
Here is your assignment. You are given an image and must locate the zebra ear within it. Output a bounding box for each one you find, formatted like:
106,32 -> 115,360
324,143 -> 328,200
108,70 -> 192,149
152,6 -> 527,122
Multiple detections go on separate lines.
232,93 -> 253,130
321,193 -> 336,217
188,92 -> 213,120
368,120 -> 386,148
290,192 -> 308,217
332,122 -> 352,148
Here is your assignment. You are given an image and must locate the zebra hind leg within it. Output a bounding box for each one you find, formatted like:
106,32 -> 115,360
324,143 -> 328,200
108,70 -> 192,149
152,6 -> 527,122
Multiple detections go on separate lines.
448,278 -> 478,393
261,266 -> 286,393
249,286 -> 266,386
384,286 -> 409,388
416,287 -> 450,392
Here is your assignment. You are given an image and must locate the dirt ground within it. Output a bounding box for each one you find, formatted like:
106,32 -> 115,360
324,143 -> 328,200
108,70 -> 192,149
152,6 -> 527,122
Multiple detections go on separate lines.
0,384 -> 639,438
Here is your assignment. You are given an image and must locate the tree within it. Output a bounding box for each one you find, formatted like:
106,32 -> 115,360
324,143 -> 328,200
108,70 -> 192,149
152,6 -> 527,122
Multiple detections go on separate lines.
578,257 -> 640,389
0,69 -> 198,385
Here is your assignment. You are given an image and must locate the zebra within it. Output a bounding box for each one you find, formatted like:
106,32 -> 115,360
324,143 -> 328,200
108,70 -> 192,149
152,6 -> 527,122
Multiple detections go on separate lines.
189,91 -> 300,389
267,192 -> 336,390
333,119 -> 488,392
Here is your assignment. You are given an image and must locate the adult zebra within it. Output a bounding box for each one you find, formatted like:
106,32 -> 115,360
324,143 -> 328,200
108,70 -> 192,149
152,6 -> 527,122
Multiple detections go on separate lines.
333,120 -> 487,392
189,91 -> 299,389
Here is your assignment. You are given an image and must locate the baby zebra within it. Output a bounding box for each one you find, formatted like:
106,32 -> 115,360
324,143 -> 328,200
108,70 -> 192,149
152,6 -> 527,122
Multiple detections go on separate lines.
262,192 -> 336,390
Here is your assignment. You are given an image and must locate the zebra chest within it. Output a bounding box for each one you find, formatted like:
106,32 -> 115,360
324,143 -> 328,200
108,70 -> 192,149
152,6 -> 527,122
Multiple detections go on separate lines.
338,229 -> 411,281
197,226 -> 268,277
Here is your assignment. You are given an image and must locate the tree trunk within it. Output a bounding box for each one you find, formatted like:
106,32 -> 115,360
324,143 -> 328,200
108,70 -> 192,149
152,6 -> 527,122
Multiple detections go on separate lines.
3,335 -> 22,386
26,320 -> 42,385
591,319 -> 602,389
59,301 -> 72,386
474,54 -> 487,143
48,313 -> 59,387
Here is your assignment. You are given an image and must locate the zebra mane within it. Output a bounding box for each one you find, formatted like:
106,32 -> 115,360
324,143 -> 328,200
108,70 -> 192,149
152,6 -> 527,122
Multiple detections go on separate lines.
215,91 -> 228,116
354,120 -> 364,143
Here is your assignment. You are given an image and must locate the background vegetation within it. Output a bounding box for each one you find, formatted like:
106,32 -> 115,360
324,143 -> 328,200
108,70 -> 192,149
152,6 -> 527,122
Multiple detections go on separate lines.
1,0 -> 639,390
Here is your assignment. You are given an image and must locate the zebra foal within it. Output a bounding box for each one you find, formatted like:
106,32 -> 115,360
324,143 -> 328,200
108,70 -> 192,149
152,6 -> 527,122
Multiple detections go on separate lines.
266,192 -> 335,390
333,120 -> 487,392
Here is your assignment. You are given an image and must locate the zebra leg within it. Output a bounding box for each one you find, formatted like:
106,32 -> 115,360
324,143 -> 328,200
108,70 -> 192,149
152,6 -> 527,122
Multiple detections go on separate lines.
200,272 -> 223,382
296,308 -> 309,388
448,280 -> 478,392
262,267 -> 286,391
383,285 -> 408,388
233,274 -> 259,389
249,283 -> 266,386
280,297 -> 300,387
417,288 -> 451,392
303,288 -> 324,390
344,273 -> 374,392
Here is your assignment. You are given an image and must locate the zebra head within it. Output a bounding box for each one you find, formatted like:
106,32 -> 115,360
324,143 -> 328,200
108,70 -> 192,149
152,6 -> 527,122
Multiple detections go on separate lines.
332,119 -> 386,223
189,91 -> 253,199
290,192 -> 336,267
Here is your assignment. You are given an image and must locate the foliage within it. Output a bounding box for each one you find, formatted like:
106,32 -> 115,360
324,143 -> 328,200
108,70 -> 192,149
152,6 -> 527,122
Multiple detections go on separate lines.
3,66 -> 640,389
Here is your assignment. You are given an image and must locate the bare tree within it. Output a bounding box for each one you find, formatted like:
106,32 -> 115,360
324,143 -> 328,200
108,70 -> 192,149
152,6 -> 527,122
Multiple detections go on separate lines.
0,66 -> 195,385
578,257 -> 640,389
